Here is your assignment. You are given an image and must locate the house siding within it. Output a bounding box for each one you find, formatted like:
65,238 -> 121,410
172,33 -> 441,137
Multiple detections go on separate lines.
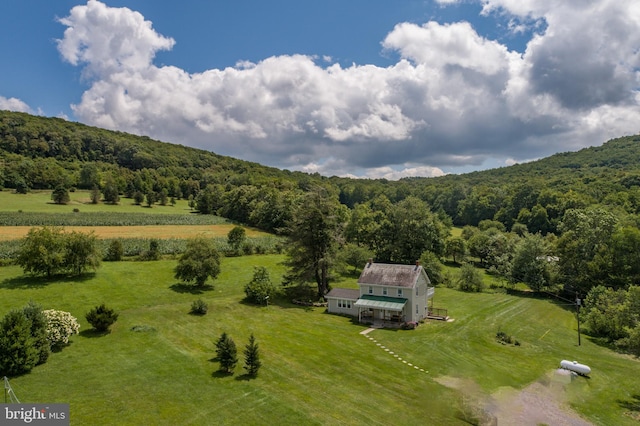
326,298 -> 358,316
326,262 -> 433,323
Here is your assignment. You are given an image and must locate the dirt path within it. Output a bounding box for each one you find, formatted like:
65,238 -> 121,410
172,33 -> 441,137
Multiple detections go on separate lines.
436,371 -> 593,426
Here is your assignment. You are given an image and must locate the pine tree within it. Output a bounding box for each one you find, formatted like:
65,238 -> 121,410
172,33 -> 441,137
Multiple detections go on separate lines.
0,310 -> 39,376
243,334 -> 261,377
216,332 -> 237,374
22,301 -> 50,365
215,332 -> 228,360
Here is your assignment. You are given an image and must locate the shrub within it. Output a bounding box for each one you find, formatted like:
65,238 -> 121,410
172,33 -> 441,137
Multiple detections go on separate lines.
244,266 -> 276,305
43,309 -> 80,347
496,330 -> 520,346
85,304 -> 119,332
456,263 -> 485,292
402,321 -> 418,330
190,299 -> 208,315
105,239 -> 124,261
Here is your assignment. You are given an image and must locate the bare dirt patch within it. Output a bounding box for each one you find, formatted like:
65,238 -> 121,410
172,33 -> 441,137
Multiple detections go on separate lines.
0,225 -> 265,241
435,371 -> 593,426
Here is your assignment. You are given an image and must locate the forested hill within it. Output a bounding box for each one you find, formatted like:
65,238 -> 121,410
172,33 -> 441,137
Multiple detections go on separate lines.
0,110 -> 304,180
2,110 -> 640,234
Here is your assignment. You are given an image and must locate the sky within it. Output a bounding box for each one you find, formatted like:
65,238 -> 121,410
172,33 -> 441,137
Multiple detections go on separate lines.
1,1 -> 639,179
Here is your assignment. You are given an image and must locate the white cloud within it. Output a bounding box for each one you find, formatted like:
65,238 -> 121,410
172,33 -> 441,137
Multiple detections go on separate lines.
0,96 -> 31,113
57,0 -> 640,179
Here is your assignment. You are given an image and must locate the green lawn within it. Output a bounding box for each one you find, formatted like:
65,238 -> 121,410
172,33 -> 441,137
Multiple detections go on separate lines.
1,256 -> 639,425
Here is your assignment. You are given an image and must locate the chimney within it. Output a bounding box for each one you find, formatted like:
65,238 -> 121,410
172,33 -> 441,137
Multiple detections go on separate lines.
415,260 -> 420,270
368,258 -> 373,267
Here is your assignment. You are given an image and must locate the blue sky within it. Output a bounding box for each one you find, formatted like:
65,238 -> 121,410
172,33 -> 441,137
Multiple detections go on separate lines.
1,1 -> 639,178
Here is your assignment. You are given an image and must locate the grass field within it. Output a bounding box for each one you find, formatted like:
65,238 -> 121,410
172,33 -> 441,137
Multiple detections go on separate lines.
2,190 -> 640,424
0,189 -> 192,214
1,256 -> 639,425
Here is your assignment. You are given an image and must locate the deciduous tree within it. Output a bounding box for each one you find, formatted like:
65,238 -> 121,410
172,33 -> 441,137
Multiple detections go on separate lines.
64,230 -> 101,276
16,226 -> 66,277
174,237 -> 221,287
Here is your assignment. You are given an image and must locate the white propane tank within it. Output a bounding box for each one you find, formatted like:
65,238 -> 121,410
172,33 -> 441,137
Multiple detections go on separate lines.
560,360 -> 591,375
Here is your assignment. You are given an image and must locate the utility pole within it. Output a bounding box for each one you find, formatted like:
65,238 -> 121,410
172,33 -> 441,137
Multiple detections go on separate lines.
576,295 -> 582,346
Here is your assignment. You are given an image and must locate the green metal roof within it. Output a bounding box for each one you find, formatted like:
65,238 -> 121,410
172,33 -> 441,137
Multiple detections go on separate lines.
354,295 -> 407,311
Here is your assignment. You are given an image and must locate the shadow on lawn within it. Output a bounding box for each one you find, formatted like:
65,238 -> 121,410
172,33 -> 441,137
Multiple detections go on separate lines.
0,273 -> 95,290
169,283 -> 214,294
618,394 -> 640,420
79,329 -> 110,339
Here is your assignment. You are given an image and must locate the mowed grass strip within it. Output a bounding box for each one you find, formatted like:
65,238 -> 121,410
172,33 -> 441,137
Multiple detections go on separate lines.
1,256 -> 639,425
0,224 -> 270,241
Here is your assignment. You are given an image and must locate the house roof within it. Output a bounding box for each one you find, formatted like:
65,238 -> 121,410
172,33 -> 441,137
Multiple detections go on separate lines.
325,288 -> 360,300
354,294 -> 407,311
357,262 -> 430,288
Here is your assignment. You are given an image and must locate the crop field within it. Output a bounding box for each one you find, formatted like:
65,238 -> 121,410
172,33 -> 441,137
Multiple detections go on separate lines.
0,224 -> 268,241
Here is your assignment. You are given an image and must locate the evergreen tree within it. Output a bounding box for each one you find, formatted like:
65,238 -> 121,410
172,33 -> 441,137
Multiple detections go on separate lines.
0,310 -> 38,376
283,186 -> 346,298
243,334 -> 261,377
22,301 -> 50,365
85,304 -> 119,332
215,332 -> 229,360
216,332 -> 238,374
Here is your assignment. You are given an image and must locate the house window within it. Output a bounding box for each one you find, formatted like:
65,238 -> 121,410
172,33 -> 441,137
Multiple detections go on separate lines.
397,288 -> 403,297
368,286 -> 373,294
416,304 -> 419,314
337,299 -> 351,309
416,287 -> 419,296
383,287 -> 388,296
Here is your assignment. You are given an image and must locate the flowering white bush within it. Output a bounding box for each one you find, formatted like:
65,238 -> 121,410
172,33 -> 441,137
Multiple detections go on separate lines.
43,309 -> 80,347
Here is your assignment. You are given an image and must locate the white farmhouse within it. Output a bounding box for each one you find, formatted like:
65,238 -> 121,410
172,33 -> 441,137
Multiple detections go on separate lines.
326,260 -> 434,324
